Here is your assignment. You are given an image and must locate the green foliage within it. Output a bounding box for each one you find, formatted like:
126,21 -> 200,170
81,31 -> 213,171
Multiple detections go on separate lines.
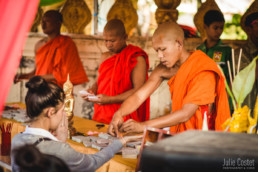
40,0 -> 64,6
221,14 -> 247,40
232,56 -> 258,108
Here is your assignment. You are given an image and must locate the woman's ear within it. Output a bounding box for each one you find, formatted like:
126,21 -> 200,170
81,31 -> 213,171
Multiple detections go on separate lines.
47,107 -> 56,118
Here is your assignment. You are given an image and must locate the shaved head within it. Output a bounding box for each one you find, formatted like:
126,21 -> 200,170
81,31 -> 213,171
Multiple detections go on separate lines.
42,10 -> 62,35
153,22 -> 184,43
44,10 -> 63,23
152,22 -> 189,68
104,19 -> 126,37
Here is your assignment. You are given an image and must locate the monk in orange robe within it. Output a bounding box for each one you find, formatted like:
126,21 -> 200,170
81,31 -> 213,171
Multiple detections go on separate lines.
108,22 -> 231,136
81,19 -> 149,124
15,10 -> 88,87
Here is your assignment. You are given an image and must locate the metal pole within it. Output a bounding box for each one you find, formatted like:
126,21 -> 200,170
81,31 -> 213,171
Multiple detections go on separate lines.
93,0 -> 98,35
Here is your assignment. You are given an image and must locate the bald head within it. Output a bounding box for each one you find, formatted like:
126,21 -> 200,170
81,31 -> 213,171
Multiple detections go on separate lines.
104,19 -> 126,37
153,22 -> 184,43
44,10 -> 63,23
42,10 -> 62,35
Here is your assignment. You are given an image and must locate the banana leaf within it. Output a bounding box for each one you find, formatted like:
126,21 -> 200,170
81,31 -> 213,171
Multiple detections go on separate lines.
217,65 -> 237,110
232,56 -> 258,108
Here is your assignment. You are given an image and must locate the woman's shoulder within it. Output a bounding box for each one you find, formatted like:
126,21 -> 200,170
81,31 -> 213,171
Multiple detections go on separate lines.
11,133 -> 38,151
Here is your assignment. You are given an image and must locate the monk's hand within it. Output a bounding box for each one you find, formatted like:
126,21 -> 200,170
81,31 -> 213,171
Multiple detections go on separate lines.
81,94 -> 91,102
14,74 -> 26,84
120,119 -> 145,133
56,111 -> 68,142
90,94 -> 111,105
14,74 -> 19,84
108,112 -> 124,137
80,89 -> 97,102
87,88 -> 96,95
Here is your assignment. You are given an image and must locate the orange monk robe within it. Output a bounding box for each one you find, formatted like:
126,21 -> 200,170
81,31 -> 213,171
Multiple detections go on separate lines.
93,44 -> 150,124
35,35 -> 88,87
168,50 -> 231,133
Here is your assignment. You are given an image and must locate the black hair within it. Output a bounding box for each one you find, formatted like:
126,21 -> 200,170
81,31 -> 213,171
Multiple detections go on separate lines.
44,10 -> 63,23
25,76 -> 65,119
14,144 -> 70,172
245,12 -> 258,27
204,10 -> 225,26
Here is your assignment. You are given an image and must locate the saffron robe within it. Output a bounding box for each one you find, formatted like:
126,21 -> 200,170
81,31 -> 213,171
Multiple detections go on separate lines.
93,44 -> 150,124
168,50 -> 230,133
35,35 -> 88,87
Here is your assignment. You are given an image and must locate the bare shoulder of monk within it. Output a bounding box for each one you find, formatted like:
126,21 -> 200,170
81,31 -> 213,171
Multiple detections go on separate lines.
34,38 -> 48,54
100,52 -> 116,63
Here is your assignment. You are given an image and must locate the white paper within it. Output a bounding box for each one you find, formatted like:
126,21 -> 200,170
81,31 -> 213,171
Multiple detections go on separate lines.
88,95 -> 99,100
79,90 -> 91,96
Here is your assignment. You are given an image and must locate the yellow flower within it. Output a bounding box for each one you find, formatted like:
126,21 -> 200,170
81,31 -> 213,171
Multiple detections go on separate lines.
223,106 -> 250,133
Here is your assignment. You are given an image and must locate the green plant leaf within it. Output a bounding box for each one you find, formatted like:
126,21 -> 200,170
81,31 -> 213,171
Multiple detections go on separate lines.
232,56 -> 258,108
217,65 -> 237,110
40,0 -> 64,6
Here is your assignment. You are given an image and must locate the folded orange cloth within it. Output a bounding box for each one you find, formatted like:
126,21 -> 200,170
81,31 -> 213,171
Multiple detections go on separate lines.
35,35 -> 88,87
93,44 -> 150,124
168,50 -> 231,133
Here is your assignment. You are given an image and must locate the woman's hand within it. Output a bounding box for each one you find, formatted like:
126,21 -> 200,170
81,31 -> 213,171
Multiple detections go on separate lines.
56,112 -> 68,142
119,135 -> 143,146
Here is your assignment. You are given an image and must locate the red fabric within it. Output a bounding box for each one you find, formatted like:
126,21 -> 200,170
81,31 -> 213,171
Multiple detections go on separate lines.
0,0 -> 39,115
168,50 -> 231,133
200,104 -> 216,130
93,44 -> 150,124
35,35 -> 88,87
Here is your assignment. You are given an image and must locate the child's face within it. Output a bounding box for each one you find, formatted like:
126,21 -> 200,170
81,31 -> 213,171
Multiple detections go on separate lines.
205,21 -> 224,41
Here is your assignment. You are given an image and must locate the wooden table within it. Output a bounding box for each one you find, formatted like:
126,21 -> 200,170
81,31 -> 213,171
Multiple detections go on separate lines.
0,112 -> 137,172
69,116 -> 138,171
0,153 -> 11,172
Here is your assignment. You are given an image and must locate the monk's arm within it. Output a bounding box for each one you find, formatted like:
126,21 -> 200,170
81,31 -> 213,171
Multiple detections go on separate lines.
17,68 -> 35,79
120,103 -> 198,133
14,69 -> 36,83
111,62 -> 179,106
41,74 -> 57,83
108,65 -> 170,136
116,65 -> 164,116
121,71 -> 217,133
143,103 -> 198,128
107,56 -> 147,104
